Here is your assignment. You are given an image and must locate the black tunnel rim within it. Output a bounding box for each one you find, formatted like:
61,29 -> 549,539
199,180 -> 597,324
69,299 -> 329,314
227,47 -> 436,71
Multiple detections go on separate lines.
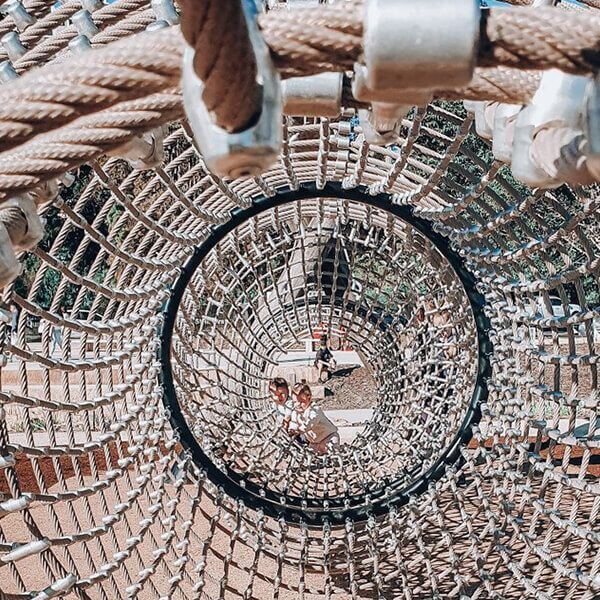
159,183 -> 493,525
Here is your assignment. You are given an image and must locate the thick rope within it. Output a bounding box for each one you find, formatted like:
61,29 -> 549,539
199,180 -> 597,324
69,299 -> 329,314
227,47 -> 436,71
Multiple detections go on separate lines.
0,0 -> 82,63
0,4 -> 595,195
480,8 -> 600,74
11,0 -> 150,73
177,0 -> 261,133
0,0 -> 54,40
439,67 -> 541,105
0,29 -> 181,154
257,5 -> 600,76
0,25 -> 545,167
0,91 -> 183,199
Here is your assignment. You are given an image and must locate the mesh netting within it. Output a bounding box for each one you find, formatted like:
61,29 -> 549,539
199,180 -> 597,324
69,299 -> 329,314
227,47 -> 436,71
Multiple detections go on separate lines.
0,3 -> 599,600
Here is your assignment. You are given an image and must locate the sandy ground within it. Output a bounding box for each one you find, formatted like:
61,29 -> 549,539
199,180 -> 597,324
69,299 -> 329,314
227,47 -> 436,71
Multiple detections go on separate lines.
320,367 -> 378,411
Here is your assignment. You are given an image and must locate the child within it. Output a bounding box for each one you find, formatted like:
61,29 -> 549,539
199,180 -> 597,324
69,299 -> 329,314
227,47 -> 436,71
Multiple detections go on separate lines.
269,378 -> 294,433
314,335 -> 336,382
292,384 -> 339,454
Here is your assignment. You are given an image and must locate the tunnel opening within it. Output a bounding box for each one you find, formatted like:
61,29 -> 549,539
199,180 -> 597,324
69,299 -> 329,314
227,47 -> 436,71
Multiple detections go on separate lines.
160,185 -> 492,524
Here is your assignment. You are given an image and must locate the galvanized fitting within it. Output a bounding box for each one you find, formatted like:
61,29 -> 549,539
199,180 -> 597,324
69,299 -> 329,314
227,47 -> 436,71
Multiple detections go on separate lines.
6,0 -> 34,32
511,70 -> 588,188
0,60 -> 18,83
72,9 -> 99,38
0,223 -> 20,287
146,19 -> 170,32
68,34 -> 92,54
1,31 -> 26,62
491,103 -> 521,163
352,63 -> 432,106
282,72 -> 342,117
3,195 -> 44,250
150,0 -> 179,25
358,107 -> 404,145
182,0 -> 282,178
108,129 -> 165,170
363,0 -> 480,92
586,73 -> 599,156
474,102 -> 499,141
80,0 -> 103,12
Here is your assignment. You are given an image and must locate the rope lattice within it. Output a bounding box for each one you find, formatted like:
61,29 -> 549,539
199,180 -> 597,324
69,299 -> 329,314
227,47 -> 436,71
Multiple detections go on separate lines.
0,1 -> 599,600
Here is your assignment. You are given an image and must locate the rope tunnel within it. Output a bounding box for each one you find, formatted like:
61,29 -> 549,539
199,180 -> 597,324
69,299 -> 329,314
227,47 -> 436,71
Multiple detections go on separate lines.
0,3 -> 599,599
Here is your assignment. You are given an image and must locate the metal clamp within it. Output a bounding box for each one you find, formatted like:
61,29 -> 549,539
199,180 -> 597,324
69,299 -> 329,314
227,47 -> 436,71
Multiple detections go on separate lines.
282,72 -> 342,117
107,128 -> 165,170
511,70 -> 589,188
586,73 -> 599,156
0,60 -> 18,82
363,0 -> 480,92
182,0 -> 282,179
80,0 -> 103,12
352,63 -> 432,106
359,105 -> 408,145
146,20 -> 169,31
0,222 -> 20,287
6,0 -> 34,32
1,31 -> 26,62
72,9 -> 99,38
3,195 -> 44,250
151,0 -> 179,25
491,103 -> 521,164
68,34 -> 92,54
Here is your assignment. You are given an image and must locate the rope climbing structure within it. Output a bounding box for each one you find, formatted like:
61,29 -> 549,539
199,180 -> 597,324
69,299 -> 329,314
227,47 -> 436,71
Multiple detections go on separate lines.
0,0 -> 598,599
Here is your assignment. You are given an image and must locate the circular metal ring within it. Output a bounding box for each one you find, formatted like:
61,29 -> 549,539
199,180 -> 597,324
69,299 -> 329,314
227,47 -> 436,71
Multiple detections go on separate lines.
160,182 -> 493,525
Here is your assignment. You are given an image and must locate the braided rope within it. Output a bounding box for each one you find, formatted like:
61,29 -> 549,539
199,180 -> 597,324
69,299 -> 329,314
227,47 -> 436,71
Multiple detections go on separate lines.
0,2 -> 599,600
0,29 -> 181,154
178,0 -> 260,133
0,0 -> 53,39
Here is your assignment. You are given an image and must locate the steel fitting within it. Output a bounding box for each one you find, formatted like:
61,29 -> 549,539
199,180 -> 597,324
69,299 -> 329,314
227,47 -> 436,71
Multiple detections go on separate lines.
511,70 -> 589,188
72,9 -> 99,38
0,61 -> 18,83
491,104 -> 521,164
151,0 -> 179,25
363,0 -> 480,92
108,129 -> 165,170
352,63 -> 432,106
68,34 -> 92,54
182,0 -> 282,178
1,31 -> 26,62
0,223 -> 20,288
282,72 -> 342,117
3,195 -> 44,250
358,107 -> 405,145
80,0 -> 103,12
586,73 -> 599,156
6,1 -> 34,32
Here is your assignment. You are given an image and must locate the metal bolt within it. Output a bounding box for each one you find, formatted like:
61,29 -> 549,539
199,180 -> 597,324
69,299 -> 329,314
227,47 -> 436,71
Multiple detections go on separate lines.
1,31 -> 26,62
150,0 -> 179,25
80,0 -> 103,12
6,0 -> 34,32
68,34 -> 92,54
0,60 -> 18,82
72,9 -> 99,38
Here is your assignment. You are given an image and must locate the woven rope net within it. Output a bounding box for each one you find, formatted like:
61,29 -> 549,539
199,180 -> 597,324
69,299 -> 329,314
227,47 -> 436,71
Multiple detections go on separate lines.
0,1 -> 599,599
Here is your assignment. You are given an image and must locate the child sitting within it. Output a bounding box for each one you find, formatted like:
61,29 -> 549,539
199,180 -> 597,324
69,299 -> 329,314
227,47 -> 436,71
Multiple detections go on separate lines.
292,384 -> 340,454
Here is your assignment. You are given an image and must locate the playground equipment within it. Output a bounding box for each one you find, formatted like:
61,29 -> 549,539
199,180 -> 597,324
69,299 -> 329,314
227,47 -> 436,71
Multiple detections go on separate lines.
0,0 -> 599,598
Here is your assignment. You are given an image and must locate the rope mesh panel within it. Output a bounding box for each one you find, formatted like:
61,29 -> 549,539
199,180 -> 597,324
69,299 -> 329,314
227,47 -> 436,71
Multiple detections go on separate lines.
0,2 -> 599,599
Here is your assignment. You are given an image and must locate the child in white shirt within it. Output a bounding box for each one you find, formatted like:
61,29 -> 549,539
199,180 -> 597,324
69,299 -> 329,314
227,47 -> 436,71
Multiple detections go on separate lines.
292,384 -> 339,454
